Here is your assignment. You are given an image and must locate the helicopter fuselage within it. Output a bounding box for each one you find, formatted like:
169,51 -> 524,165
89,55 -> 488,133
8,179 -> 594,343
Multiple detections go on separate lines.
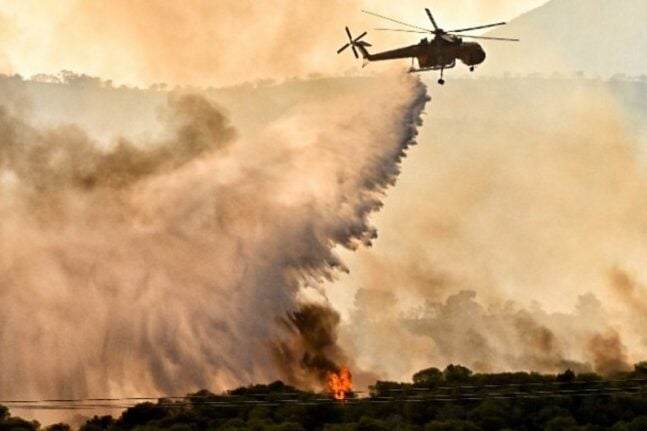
419,39 -> 486,69
362,36 -> 486,70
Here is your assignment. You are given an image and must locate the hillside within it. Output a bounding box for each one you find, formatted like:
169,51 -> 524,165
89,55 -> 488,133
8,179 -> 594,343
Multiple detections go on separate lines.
481,0 -> 647,77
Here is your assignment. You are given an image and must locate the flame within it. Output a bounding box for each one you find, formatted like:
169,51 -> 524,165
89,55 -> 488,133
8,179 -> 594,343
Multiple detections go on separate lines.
328,367 -> 352,400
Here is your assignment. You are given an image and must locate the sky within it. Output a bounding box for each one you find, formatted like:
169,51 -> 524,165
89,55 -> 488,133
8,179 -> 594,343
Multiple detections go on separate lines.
0,0 -> 549,87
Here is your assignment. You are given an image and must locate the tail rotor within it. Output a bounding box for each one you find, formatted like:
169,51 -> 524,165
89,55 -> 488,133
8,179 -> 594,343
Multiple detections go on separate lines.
337,27 -> 371,59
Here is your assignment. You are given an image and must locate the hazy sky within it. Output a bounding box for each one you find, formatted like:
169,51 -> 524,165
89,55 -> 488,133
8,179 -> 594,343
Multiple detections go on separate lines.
0,0 -> 549,87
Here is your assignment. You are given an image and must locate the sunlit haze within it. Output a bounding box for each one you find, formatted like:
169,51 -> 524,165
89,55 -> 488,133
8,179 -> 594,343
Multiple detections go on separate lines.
0,0 -> 549,87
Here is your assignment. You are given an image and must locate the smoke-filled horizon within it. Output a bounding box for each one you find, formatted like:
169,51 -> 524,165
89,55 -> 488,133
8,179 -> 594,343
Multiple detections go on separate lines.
329,76 -> 647,381
0,0 -> 547,88
0,73 -> 428,413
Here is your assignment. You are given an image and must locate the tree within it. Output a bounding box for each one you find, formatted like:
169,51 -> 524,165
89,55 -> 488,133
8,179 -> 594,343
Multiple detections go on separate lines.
0,416 -> 39,431
413,368 -> 443,386
468,399 -> 510,430
611,422 -> 630,431
633,362 -> 647,376
545,416 -> 581,431
323,425 -> 356,431
370,381 -> 406,397
557,369 -> 576,382
629,416 -> 647,431
45,424 -> 71,431
425,419 -> 482,431
435,405 -> 468,422
443,365 -> 473,383
79,415 -> 115,431
117,402 -> 168,428
218,418 -> 246,430
0,405 -> 8,421
536,406 -> 572,426
356,417 -> 390,431
267,423 -> 306,431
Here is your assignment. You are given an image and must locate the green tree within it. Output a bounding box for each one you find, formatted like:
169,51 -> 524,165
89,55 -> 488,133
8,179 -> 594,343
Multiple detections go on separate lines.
247,418 -> 273,431
435,405 -> 467,421
443,365 -> 473,383
370,381 -> 406,397
545,416 -> 581,431
218,418 -> 246,430
353,417 -> 390,431
0,406 -> 8,421
425,419 -> 482,431
323,425 -> 356,431
80,415 -> 115,431
0,416 -> 39,431
536,406 -> 572,427
633,362 -> 647,376
610,422 -> 629,431
267,423 -> 306,431
413,368 -> 443,386
629,416 -> 647,431
118,402 -> 169,429
468,399 -> 510,431
248,406 -> 272,422
556,369 -> 576,382
168,424 -> 194,431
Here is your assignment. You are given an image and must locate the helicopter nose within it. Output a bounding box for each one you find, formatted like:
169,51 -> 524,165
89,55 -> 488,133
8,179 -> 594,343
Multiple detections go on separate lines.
460,44 -> 487,66
473,47 -> 486,65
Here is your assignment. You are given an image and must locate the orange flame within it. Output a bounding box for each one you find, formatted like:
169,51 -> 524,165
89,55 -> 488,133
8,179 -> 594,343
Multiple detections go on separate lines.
328,367 -> 352,400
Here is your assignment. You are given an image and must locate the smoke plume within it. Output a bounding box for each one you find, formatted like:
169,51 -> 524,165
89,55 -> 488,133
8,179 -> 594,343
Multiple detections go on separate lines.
272,303 -> 349,387
334,76 -> 647,380
0,74 -> 428,404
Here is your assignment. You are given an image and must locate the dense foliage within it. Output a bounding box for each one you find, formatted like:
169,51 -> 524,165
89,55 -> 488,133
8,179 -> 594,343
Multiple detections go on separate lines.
4,364 -> 647,431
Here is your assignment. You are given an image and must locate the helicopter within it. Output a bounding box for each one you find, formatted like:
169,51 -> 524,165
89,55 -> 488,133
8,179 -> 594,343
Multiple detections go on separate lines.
337,8 -> 519,85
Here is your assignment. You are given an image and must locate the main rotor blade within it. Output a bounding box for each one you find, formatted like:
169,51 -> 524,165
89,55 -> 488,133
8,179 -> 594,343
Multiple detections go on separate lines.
352,45 -> 359,59
345,26 -> 353,41
375,28 -> 429,34
448,22 -> 507,33
361,9 -> 432,33
353,31 -> 368,42
450,33 -> 519,42
337,43 -> 351,54
425,8 -> 439,31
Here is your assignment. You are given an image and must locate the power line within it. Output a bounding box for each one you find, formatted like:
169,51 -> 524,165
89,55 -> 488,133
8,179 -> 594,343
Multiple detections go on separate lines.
5,378 -> 647,406
3,385 -> 647,411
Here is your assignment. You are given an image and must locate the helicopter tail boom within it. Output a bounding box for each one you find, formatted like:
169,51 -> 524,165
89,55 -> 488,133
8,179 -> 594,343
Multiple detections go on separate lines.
354,41 -> 373,61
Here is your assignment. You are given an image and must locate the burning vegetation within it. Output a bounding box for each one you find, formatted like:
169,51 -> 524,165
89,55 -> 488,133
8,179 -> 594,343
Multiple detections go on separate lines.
327,367 -> 352,400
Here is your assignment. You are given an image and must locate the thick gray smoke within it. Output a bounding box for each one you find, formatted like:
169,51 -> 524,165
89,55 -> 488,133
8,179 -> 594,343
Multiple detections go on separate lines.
0,74 -> 428,405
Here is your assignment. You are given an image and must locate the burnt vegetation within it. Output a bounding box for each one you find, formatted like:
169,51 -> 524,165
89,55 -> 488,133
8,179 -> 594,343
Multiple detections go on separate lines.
4,364 -> 647,431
